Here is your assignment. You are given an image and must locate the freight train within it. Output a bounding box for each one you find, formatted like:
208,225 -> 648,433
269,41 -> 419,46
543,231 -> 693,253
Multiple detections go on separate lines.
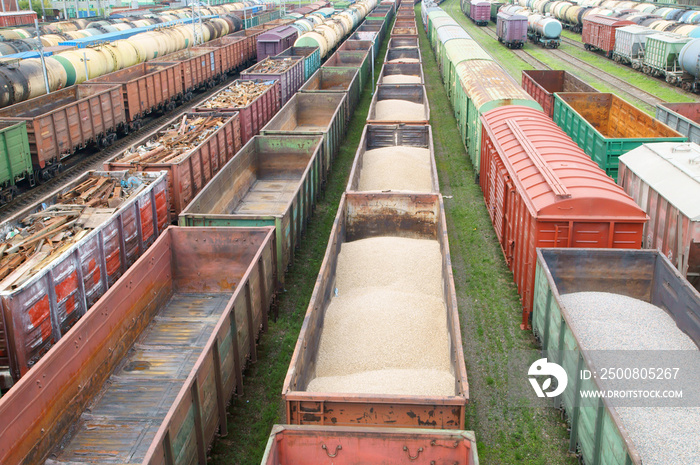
0,4 -> 350,200
0,3 -> 399,463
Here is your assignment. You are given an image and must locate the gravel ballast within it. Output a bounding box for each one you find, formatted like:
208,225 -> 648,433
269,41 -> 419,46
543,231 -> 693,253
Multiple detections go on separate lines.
307,236 -> 454,396
357,146 -> 432,192
562,291 -> 699,465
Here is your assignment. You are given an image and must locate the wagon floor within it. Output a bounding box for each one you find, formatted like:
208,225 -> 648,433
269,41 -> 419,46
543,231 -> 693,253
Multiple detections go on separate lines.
233,179 -> 298,215
49,292 -> 231,464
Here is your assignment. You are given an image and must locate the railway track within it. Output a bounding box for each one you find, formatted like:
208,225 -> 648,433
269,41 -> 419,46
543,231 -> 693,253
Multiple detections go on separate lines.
0,73 -> 242,218
479,24 -> 664,109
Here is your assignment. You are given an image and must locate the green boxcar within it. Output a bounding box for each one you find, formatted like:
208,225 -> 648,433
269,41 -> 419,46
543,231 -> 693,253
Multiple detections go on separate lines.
0,121 -> 31,203
532,248 -> 700,465
429,16 -> 458,50
444,39 -> 492,105
178,135 -> 323,282
642,33 -> 690,73
434,25 -> 471,78
454,60 -> 541,171
552,93 -> 686,180
427,10 -> 451,42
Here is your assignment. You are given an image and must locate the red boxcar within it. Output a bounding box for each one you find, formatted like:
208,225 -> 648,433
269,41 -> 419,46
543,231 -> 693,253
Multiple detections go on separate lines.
479,105 -> 647,328
582,15 -> 635,57
470,0 -> 491,26
0,11 -> 37,27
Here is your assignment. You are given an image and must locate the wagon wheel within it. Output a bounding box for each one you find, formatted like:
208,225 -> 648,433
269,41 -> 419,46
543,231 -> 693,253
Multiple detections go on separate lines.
584,44 -> 591,50
682,81 -> 693,92
165,101 -> 176,112
666,74 -> 674,84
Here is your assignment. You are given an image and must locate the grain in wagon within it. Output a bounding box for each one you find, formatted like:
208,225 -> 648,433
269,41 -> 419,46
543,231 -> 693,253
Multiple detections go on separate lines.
562,291 -> 700,465
357,146 -> 431,192
375,99 -> 425,121
308,236 -> 453,396
388,57 -> 420,63
382,74 -> 422,84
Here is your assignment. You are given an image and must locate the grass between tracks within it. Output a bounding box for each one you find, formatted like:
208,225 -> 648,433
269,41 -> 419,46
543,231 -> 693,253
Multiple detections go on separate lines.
207,20 -> 393,465
440,0 -> 697,115
416,5 -> 577,464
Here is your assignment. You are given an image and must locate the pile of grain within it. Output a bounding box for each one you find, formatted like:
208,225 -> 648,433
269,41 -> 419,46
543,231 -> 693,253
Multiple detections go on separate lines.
307,236 -> 454,396
375,99 -> 424,121
357,146 -> 431,192
388,57 -> 420,63
382,74 -> 421,84
562,292 -> 699,465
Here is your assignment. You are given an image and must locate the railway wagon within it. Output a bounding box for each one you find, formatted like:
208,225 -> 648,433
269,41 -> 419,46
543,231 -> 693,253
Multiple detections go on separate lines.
195,79 -> 281,145
521,69 -> 597,117
490,1 -> 505,21
261,92 -> 348,182
612,25 -> 655,65
527,14 -> 562,48
426,9 -> 451,36
618,142 -> 700,291
392,20 -> 419,39
428,16 -> 459,48
442,40 -> 492,104
357,22 -> 385,47
582,15 -> 635,57
497,8 -> 529,49
346,124 -> 439,193
323,50 -> 372,92
300,67 -> 361,118
274,46 -> 321,81
552,93 -> 686,181
0,11 -> 37,27
0,170 -> 169,382
262,425 -> 480,465
469,0 -> 491,26
385,46 -> 422,64
377,62 -> 424,84
655,102 -> 700,144
453,60 -> 541,173
104,111 -> 242,217
257,25 -> 300,60
0,227 -> 277,465
152,47 -> 224,91
85,62 -> 183,131
282,193 -> 469,428
479,106 -> 647,328
205,34 -> 253,73
241,55 -> 305,105
434,25 -> 471,64
349,30 -> 381,61
367,84 -> 430,125
179,135 -> 323,281
0,84 -> 125,180
640,33 -> 691,77
0,122 -> 32,204
532,248 -> 700,465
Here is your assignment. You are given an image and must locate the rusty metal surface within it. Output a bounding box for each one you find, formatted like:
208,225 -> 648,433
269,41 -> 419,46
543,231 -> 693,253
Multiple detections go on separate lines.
179,135 -> 323,281
241,56 -> 305,105
0,170 -> 169,381
261,425 -> 479,465
87,63 -> 183,123
347,124 -> 438,193
104,111 -> 241,217
384,47 -> 422,63
0,84 -> 126,169
282,193 -> 469,429
0,227 -> 277,465
521,70 -> 597,117
153,47 -> 221,92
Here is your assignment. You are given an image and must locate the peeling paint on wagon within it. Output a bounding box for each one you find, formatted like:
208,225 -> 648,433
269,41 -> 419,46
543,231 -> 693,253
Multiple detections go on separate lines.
0,227 -> 277,465
521,70 -> 597,118
282,193 -> 469,428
